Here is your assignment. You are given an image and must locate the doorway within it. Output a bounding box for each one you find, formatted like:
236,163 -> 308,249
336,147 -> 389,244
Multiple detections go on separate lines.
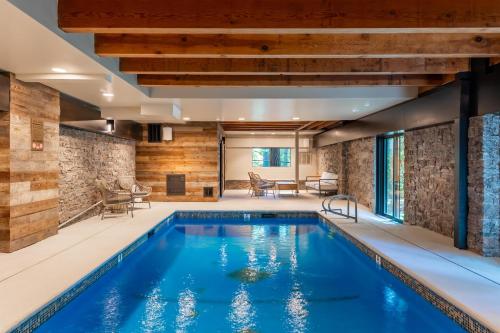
376,133 -> 405,222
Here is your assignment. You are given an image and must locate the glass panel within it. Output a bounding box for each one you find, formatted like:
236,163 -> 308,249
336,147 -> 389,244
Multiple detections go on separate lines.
384,138 -> 394,216
252,148 -> 291,167
398,136 -> 405,221
379,134 -> 405,222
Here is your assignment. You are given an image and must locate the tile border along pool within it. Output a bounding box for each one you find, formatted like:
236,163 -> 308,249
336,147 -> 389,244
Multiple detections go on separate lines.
8,211 -> 492,333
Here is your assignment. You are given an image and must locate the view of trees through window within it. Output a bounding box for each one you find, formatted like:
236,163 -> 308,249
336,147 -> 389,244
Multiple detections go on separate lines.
252,148 -> 291,167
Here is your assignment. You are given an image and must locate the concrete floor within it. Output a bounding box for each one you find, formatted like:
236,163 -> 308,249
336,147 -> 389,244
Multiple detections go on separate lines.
0,190 -> 499,332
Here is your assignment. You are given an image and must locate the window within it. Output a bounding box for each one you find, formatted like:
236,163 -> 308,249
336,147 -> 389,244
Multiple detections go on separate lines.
252,148 -> 291,167
376,133 -> 405,222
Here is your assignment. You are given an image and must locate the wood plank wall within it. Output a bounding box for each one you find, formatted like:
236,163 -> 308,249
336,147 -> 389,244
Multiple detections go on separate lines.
136,124 -> 220,202
0,75 -> 9,251
3,76 -> 60,252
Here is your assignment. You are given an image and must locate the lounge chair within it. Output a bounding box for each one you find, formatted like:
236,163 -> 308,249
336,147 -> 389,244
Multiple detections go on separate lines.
95,179 -> 134,219
305,171 -> 338,196
117,176 -> 152,208
249,172 -> 276,198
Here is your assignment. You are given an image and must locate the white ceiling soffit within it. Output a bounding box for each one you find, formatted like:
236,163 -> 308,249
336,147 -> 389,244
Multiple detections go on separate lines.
177,97 -> 412,122
101,104 -> 183,124
0,0 -> 170,108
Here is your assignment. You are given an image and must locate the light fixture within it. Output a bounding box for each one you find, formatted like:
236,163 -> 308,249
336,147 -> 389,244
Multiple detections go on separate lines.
364,102 -> 371,107
250,132 -> 255,135
51,67 -> 67,73
183,117 -> 191,121
292,116 -> 300,120
352,108 -> 359,113
102,92 -> 114,97
216,118 -> 220,121
271,132 -> 276,135
238,117 -> 245,121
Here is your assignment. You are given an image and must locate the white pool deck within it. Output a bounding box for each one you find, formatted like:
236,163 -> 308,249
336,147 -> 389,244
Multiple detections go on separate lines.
0,190 -> 499,332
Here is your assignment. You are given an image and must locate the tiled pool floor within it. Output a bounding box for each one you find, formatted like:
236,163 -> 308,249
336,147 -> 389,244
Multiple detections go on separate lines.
0,190 -> 499,332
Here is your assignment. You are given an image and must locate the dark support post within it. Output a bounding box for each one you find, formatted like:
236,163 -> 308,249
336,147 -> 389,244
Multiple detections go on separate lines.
454,59 -> 485,249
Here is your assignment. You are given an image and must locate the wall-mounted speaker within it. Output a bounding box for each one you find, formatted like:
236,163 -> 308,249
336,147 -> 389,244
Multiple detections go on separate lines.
147,124 -> 162,142
162,127 -> 173,141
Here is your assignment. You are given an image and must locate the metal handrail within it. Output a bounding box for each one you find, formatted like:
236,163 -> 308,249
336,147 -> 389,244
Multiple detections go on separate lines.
58,201 -> 102,229
321,194 -> 358,223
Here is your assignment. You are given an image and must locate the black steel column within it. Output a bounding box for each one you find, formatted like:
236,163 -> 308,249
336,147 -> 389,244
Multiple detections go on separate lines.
453,59 -> 485,249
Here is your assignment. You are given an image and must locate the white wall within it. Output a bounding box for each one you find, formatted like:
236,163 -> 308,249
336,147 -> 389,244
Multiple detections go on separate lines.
225,136 -> 317,181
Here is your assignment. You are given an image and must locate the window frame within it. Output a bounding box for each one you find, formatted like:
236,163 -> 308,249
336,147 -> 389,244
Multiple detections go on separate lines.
251,147 -> 292,168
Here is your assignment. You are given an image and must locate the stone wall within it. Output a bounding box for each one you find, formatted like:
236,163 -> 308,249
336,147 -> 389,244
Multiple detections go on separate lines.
59,126 -> 136,224
468,113 -> 500,256
404,124 -> 455,237
318,143 -> 347,193
317,137 -> 375,209
346,138 -> 376,210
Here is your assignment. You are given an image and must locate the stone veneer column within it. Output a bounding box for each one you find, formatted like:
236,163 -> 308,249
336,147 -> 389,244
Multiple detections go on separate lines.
404,124 -> 455,237
468,113 -> 500,256
0,76 -> 60,252
317,137 -> 375,210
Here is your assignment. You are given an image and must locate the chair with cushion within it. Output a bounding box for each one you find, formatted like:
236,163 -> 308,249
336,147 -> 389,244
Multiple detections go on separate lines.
95,179 -> 133,219
305,171 -> 339,196
249,172 -> 276,198
117,176 -> 152,208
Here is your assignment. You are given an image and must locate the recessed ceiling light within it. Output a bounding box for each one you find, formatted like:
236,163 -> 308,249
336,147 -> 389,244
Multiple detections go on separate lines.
183,117 -> 191,121
364,102 -> 371,107
51,67 -> 67,73
238,117 -> 245,121
271,132 -> 276,135
102,92 -> 114,97
292,117 -> 301,120
250,132 -> 255,135
352,108 -> 359,113
216,118 -> 220,121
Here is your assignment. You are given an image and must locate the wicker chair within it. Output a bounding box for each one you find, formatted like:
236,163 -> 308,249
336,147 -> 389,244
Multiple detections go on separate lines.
248,172 -> 276,198
95,179 -> 133,219
117,176 -> 152,208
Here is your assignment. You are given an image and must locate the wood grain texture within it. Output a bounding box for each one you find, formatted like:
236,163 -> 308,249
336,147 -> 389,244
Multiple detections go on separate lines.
58,0 -> 500,33
136,124 -> 220,202
95,33 -> 500,58
0,86 -> 9,246
121,58 -> 470,75
138,74 -> 449,87
0,77 -> 60,252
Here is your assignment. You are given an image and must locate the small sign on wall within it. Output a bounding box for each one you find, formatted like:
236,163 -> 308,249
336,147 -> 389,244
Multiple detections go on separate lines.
31,119 -> 44,151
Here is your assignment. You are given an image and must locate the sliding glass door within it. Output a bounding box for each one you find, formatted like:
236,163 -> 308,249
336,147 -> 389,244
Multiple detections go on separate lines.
376,133 -> 404,222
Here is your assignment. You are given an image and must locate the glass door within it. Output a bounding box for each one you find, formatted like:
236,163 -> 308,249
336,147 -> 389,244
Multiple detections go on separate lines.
376,133 -> 404,222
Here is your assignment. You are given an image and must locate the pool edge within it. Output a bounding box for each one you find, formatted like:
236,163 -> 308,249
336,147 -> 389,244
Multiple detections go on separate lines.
7,210 -> 493,333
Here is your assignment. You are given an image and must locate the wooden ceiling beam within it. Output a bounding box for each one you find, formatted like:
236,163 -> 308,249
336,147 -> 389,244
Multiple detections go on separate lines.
58,0 -> 500,33
120,58 -> 470,75
137,74 -> 449,87
95,33 -> 500,58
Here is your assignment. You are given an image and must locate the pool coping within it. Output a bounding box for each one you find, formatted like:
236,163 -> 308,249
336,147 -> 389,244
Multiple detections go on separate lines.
7,210 -> 493,333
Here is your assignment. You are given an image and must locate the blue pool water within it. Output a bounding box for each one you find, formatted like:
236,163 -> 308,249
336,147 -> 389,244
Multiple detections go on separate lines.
36,216 -> 465,332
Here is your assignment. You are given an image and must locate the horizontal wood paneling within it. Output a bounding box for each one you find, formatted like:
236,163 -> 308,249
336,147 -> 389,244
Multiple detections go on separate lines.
136,124 -> 220,202
0,77 -> 60,252
0,93 -> 9,247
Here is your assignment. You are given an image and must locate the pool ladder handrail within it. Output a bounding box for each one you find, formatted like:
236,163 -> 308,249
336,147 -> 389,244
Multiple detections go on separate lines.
321,194 -> 358,223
